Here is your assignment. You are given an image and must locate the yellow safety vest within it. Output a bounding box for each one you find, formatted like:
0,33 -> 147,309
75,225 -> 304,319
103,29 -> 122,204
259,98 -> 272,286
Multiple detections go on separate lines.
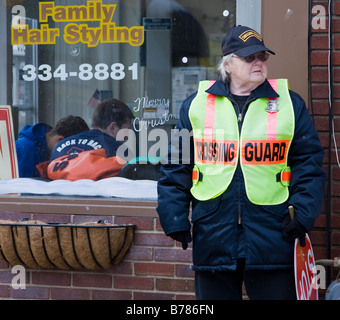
189,79 -> 295,205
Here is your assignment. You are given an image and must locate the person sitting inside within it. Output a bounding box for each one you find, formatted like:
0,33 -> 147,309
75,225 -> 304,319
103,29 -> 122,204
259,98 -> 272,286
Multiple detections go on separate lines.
47,98 -> 134,181
15,115 -> 89,178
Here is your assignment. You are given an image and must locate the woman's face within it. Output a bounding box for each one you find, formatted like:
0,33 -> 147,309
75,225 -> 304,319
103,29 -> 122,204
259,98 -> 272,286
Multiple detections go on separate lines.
225,51 -> 269,93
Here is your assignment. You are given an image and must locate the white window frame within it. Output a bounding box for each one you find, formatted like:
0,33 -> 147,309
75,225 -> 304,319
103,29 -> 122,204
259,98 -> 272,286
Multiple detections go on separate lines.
0,2 -> 7,105
236,0 -> 262,33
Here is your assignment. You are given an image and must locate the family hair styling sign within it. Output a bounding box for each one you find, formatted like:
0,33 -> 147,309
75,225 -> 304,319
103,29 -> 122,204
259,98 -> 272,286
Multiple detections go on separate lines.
11,1 -> 145,47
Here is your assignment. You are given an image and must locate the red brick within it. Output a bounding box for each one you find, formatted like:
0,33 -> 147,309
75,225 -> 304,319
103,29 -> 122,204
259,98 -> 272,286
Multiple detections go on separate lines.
334,67 -> 340,82
313,116 -> 330,131
73,273 -> 112,288
0,259 -> 9,269
51,287 -> 90,300
124,246 -> 153,261
309,230 -> 327,245
134,232 -> 173,246
332,231 -> 340,245
311,101 -> 331,115
333,213 -> 340,227
332,182 -> 340,196
333,101 -> 340,114
333,84 -> 340,98
331,151 -> 340,165
311,52 -> 329,66
332,17 -> 340,33
156,278 -> 194,292
32,213 -> 70,224
331,215 -> 340,228
334,117 -> 340,131
0,269 -> 21,284
0,285 -> 10,298
335,35 -> 340,50
314,214 -> 327,228
313,247 -> 327,261
176,264 -> 194,278
311,35 -> 329,50
11,286 -> 49,300
331,247 -> 340,259
114,276 -> 154,290
334,52 -> 340,66
114,216 -> 154,230
92,289 -> 132,300
335,1 -> 340,15
106,261 -> 132,275
318,132 -> 329,148
312,67 -> 328,82
333,166 -> 340,180
332,198 -> 340,213
311,84 -> 329,99
155,218 -> 163,231
32,271 -> 71,286
154,248 -> 192,263
134,262 -> 174,276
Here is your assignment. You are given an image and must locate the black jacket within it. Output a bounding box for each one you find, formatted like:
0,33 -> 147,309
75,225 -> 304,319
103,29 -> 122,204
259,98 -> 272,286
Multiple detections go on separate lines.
157,79 -> 326,271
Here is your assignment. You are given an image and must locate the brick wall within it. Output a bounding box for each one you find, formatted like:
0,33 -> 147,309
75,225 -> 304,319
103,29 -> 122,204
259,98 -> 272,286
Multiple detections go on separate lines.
310,0 -> 340,284
0,211 -> 195,300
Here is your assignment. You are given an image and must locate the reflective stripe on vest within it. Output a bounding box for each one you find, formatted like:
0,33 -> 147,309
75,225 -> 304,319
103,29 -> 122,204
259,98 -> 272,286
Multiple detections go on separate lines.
190,80 -> 239,199
189,79 -> 295,205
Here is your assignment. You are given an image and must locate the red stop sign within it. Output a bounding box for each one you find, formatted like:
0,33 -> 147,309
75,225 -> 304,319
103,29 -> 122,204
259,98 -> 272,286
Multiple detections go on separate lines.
294,234 -> 318,300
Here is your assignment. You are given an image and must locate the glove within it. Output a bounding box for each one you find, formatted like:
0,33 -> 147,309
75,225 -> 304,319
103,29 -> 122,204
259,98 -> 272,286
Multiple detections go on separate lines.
282,215 -> 307,247
169,231 -> 192,250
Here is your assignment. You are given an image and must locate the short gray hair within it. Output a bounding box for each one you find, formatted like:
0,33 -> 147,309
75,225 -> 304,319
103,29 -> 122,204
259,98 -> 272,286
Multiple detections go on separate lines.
217,54 -> 233,82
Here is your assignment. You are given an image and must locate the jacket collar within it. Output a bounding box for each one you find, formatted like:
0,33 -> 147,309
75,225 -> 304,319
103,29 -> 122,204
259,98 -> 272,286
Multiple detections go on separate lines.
206,79 -> 280,99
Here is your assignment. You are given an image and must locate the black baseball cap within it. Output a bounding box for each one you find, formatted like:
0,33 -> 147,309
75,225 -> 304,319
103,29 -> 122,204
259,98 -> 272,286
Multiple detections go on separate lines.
222,25 -> 275,57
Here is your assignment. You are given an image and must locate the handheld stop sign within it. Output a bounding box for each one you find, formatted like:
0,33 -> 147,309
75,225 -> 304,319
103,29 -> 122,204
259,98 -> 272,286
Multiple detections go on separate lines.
289,206 -> 318,300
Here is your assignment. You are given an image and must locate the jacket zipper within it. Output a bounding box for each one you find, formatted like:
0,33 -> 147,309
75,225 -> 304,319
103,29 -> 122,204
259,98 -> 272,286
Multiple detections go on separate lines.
231,96 -> 255,225
236,103 -> 242,224
229,97 -> 243,225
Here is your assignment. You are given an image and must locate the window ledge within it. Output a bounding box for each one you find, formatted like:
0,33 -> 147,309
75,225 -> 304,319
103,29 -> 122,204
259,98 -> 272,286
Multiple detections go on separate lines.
0,195 -> 158,217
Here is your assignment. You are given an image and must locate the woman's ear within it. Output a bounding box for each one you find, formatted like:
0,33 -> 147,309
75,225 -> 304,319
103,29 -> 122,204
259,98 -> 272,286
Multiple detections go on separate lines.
224,59 -> 231,74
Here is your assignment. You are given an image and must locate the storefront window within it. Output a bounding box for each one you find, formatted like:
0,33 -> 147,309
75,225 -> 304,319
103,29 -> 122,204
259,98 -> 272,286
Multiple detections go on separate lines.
1,0 -> 248,191
10,0 -> 236,126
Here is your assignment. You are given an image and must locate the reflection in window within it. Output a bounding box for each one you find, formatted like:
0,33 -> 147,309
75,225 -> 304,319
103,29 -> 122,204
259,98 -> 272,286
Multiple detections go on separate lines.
8,0 -> 236,183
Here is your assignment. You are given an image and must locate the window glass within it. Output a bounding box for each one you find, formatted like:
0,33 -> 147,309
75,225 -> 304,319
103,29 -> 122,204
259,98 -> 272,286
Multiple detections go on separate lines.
6,0 -> 237,187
